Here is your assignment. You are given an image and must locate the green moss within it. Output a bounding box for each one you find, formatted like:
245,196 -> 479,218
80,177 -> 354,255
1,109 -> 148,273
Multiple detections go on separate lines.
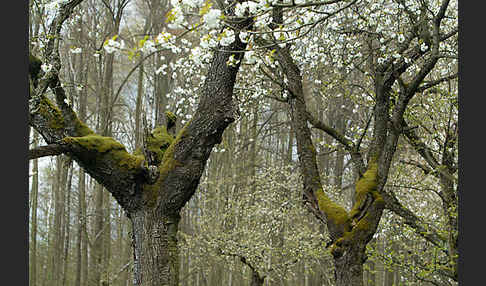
38,97 -> 65,130
146,126 -> 175,165
308,143 -> 316,154
165,111 -> 177,129
349,161 -> 379,220
354,214 -> 371,230
159,120 -> 190,178
315,188 -> 349,226
74,120 -> 94,137
142,120 -> 191,207
64,134 -> 125,152
63,134 -> 143,170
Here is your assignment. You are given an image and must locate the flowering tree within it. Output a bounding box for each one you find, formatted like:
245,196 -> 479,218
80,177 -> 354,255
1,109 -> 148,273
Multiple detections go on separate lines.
229,0 -> 458,284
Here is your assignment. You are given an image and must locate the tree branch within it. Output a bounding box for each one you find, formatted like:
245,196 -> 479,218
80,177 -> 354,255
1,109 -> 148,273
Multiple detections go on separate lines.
29,143 -> 67,160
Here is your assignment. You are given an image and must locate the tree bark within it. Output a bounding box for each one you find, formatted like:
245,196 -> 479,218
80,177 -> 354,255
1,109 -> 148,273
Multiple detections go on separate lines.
90,183 -> 105,286
130,210 -> 180,286
75,164 -> 87,286
62,160 -> 74,286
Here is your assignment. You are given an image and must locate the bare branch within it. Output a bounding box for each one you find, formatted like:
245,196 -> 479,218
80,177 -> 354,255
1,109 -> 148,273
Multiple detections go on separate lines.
416,73 -> 458,93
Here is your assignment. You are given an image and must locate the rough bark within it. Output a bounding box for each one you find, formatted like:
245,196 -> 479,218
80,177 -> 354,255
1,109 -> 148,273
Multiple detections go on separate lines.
130,210 -> 180,286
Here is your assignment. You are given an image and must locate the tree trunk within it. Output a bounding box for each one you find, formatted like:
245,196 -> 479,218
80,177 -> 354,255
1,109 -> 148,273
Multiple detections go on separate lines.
130,210 -> 180,286
249,269 -> 264,286
103,190 -> 112,281
75,164 -> 86,286
135,59 -> 144,149
269,34 -> 384,286
90,183 -> 105,286
62,160 -> 74,286
30,131 -> 39,286
333,245 -> 367,286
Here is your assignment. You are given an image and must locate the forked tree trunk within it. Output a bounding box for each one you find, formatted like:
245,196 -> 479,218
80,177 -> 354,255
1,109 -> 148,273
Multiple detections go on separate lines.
28,2 -> 251,285
269,25 -> 385,286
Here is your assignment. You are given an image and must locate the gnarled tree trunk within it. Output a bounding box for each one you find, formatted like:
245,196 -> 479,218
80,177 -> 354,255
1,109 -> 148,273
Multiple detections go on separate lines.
28,2 -> 251,285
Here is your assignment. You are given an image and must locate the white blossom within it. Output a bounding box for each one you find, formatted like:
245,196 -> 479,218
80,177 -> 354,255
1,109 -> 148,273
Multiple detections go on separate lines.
203,9 -> 222,29
41,63 -> 52,73
219,29 -> 235,46
141,40 -> 157,53
420,42 -> 428,52
70,47 -> 82,54
397,34 -> 405,43
155,64 -> 168,75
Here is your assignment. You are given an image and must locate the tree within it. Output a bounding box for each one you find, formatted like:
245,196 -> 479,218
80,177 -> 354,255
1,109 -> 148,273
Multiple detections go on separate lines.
29,0 -> 251,285
244,0 -> 456,284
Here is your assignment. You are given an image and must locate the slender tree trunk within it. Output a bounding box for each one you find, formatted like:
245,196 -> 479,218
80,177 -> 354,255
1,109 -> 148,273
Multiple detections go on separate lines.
135,59 -> 144,149
50,156 -> 67,286
103,190 -> 112,281
30,131 -> 39,286
90,183 -> 105,286
62,161 -> 74,286
333,117 -> 345,190
75,164 -> 86,286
